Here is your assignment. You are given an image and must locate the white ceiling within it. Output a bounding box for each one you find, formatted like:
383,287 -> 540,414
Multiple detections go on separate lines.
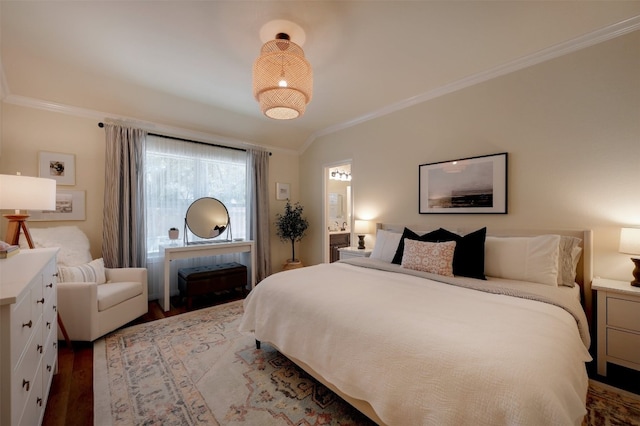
2,1 -> 640,152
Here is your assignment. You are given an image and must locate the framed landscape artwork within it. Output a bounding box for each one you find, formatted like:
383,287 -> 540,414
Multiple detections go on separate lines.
419,152 -> 508,214
29,190 -> 86,221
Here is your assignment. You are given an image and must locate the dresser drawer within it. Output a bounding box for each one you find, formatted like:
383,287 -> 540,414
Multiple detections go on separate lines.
11,291 -> 35,366
607,328 -> 640,365
12,319 -> 43,424
608,297 -> 640,332
20,360 -> 45,426
43,333 -> 58,392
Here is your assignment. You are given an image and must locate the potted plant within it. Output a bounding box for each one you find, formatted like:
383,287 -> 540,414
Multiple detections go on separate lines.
275,200 -> 309,268
168,227 -> 179,240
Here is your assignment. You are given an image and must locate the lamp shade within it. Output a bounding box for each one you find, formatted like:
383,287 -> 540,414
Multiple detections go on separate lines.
620,228 -> 640,257
253,35 -> 313,120
354,220 -> 372,235
0,174 -> 56,211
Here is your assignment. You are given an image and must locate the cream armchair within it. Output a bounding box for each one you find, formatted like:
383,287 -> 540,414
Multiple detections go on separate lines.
20,226 -> 148,342
57,267 -> 148,341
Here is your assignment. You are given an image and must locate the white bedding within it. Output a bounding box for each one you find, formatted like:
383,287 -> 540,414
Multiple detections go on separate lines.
239,259 -> 592,426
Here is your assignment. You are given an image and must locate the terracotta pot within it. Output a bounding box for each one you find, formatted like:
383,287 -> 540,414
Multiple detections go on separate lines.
282,259 -> 303,271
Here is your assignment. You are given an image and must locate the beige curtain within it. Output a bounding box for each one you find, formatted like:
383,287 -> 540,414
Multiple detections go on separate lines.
102,123 -> 147,268
247,149 -> 271,282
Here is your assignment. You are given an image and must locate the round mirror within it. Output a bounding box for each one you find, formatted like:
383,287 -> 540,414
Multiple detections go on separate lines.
185,197 -> 230,239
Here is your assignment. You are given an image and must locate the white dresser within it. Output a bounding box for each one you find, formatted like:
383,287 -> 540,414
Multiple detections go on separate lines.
592,277 -> 640,376
1,247 -> 59,426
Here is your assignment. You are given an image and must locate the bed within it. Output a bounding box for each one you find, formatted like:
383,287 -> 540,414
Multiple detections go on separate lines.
239,226 -> 593,425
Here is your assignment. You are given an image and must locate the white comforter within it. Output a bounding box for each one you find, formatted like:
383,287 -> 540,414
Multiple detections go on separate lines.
239,259 -> 592,426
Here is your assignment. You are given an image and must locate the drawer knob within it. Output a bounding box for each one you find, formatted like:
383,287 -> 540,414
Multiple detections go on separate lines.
53,342 -> 57,349
53,272 -> 59,277
53,305 -> 57,312
22,379 -> 30,391
37,298 -> 45,304
47,364 -> 52,372
37,397 -> 43,407
46,283 -> 53,288
37,344 -> 43,354
47,321 -> 51,329
22,320 -> 32,328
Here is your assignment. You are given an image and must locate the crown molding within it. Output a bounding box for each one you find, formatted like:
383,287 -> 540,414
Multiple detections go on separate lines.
3,94 -> 297,155
3,14 -> 637,156
300,15 -> 640,154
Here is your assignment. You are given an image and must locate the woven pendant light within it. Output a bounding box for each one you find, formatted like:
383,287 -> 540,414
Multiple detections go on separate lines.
253,33 -> 313,120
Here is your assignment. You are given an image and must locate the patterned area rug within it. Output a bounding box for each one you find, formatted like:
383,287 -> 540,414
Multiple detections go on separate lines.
94,300 -> 640,425
94,300 -> 371,425
584,380 -> 640,426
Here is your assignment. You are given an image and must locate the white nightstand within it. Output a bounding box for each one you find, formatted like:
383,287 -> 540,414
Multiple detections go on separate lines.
592,277 -> 640,376
338,246 -> 373,260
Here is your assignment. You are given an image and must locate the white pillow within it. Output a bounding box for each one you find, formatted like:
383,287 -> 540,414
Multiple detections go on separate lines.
557,236 -> 582,287
57,258 -> 107,284
370,229 -> 403,263
485,235 -> 560,286
401,239 -> 456,277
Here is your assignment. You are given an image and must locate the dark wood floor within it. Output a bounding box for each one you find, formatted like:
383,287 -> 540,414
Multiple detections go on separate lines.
42,294 -> 241,426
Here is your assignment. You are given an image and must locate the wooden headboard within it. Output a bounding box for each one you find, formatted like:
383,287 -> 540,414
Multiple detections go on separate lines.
377,224 -> 594,322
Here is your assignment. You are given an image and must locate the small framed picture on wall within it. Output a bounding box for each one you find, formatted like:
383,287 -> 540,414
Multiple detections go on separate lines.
276,182 -> 290,200
39,151 -> 76,185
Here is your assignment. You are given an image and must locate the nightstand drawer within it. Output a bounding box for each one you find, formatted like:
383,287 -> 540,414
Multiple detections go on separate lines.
608,329 -> 640,364
608,297 -> 640,332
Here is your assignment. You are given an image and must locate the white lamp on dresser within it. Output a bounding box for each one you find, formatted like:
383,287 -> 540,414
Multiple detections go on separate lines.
0,173 -> 56,248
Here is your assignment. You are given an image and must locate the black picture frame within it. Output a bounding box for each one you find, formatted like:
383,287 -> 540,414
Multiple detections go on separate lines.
419,152 -> 508,214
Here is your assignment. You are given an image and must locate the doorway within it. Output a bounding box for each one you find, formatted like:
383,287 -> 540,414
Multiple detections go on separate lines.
323,162 -> 352,263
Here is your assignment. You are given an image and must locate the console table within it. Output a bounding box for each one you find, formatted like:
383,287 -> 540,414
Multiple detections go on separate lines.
161,240 -> 255,312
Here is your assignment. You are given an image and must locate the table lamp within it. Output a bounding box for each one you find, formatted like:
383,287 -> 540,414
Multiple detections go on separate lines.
354,220 -> 371,250
619,227 -> 640,287
0,173 -> 56,248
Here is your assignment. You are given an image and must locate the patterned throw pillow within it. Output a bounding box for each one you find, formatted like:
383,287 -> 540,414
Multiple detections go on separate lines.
401,239 -> 456,277
57,258 -> 107,284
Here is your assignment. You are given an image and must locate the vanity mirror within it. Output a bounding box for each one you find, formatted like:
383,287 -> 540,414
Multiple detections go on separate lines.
184,197 -> 231,244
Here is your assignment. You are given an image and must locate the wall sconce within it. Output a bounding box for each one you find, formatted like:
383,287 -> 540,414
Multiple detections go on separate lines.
354,220 -> 372,250
619,227 -> 640,287
0,173 -> 56,248
330,170 -> 352,181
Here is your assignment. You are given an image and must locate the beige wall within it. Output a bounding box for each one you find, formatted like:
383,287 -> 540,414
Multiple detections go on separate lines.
299,31 -> 640,284
0,105 -> 106,258
2,30 -> 638,288
0,104 -> 300,275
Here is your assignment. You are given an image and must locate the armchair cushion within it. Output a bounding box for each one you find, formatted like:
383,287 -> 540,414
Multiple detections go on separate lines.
57,258 -> 107,284
98,281 -> 144,311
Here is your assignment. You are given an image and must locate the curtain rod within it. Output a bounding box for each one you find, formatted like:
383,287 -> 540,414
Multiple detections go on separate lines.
98,122 -> 271,155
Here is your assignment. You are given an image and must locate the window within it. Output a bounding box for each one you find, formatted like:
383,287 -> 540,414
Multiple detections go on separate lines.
144,135 -> 247,255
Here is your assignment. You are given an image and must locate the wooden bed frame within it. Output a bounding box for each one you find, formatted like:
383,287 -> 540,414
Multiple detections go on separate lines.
260,227 -> 594,425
